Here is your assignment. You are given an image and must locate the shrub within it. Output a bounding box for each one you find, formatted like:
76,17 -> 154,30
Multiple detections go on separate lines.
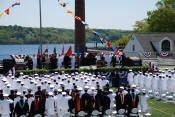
16,66 -> 149,75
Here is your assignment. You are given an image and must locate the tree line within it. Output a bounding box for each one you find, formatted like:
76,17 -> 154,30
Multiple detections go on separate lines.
0,25 -> 131,44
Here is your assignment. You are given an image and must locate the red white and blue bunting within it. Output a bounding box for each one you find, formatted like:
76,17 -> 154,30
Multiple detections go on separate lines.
143,52 -> 152,58
10,55 -> 26,59
160,51 -> 169,57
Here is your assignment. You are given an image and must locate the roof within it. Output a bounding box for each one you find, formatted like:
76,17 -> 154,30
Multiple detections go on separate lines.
134,33 -> 175,52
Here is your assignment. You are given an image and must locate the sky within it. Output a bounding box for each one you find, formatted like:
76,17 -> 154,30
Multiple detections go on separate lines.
0,0 -> 159,30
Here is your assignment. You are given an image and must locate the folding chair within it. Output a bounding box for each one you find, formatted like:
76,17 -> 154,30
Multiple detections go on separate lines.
166,95 -> 174,103
173,93 -> 175,103
78,111 -> 86,117
161,93 -> 167,101
129,108 -> 138,117
116,109 -> 125,117
91,110 -> 99,117
104,109 -> 112,117
34,114 -> 42,117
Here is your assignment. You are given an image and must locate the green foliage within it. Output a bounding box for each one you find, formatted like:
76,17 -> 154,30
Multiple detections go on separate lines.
147,7 -> 175,32
112,34 -> 132,48
156,0 -> 175,9
15,66 -> 149,75
133,0 -> 175,32
133,19 -> 150,33
0,25 -> 131,44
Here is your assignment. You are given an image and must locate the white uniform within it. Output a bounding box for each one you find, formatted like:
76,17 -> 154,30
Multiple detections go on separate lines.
0,99 -> 12,117
71,56 -> 75,70
60,96 -> 70,117
162,78 -> 167,92
32,56 -> 37,69
57,55 -> 63,69
45,97 -> 56,116
134,74 -> 139,87
55,94 -> 62,117
167,78 -> 175,92
152,77 -> 158,92
127,72 -> 134,86
105,54 -> 112,67
140,74 -> 145,89
140,95 -> 148,112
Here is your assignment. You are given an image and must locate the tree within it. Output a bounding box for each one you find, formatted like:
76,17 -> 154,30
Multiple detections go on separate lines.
156,0 -> 175,9
147,7 -> 175,32
113,34 -> 132,48
133,19 -> 150,33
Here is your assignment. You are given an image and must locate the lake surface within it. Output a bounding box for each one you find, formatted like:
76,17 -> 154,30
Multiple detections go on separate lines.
0,43 -> 103,60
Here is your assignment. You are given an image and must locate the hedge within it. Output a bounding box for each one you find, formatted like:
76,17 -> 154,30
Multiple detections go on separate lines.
15,66 -> 149,75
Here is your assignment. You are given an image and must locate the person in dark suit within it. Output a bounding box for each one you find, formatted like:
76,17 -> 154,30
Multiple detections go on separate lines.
63,54 -> 71,68
14,95 -> 29,117
102,91 -> 111,115
30,95 -> 44,117
95,89 -> 103,112
68,92 -> 76,114
81,88 -> 90,113
35,86 -> 43,101
9,90 -> 15,117
115,90 -> 126,111
126,88 -> 139,117
111,55 -> 116,67
87,94 -> 96,116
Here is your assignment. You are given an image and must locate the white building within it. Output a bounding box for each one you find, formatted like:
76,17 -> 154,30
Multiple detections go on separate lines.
123,33 -> 175,58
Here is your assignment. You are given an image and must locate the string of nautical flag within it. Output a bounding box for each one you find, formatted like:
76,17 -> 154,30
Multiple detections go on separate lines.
0,1 -> 20,18
57,0 -> 123,56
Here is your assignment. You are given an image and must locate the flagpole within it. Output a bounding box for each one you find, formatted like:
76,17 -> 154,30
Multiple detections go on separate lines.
39,0 -> 43,55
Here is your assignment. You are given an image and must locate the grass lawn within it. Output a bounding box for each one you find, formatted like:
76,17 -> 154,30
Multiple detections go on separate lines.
158,65 -> 175,70
148,98 -> 175,117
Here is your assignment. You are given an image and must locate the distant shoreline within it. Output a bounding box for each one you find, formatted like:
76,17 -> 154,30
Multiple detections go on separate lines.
0,42 -> 95,45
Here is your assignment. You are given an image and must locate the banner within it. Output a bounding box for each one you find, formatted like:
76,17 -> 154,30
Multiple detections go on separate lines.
143,52 -> 152,58
160,51 -> 168,57
0,1 -> 20,18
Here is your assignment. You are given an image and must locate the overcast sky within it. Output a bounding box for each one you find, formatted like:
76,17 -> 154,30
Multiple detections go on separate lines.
0,0 -> 159,30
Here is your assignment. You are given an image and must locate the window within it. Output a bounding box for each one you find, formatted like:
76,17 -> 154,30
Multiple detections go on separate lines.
161,40 -> 170,51
132,44 -> 135,51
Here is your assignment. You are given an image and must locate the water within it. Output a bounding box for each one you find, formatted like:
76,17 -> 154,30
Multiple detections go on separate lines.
0,43 -> 103,60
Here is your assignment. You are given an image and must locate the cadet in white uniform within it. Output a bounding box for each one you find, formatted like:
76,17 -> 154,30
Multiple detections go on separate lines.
71,55 -> 76,70
32,54 -> 37,69
45,92 -> 56,116
140,89 -> 148,113
127,70 -> 134,86
0,94 -> 12,117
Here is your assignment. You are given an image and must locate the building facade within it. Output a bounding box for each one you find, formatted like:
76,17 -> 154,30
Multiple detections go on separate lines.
123,33 -> 175,58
